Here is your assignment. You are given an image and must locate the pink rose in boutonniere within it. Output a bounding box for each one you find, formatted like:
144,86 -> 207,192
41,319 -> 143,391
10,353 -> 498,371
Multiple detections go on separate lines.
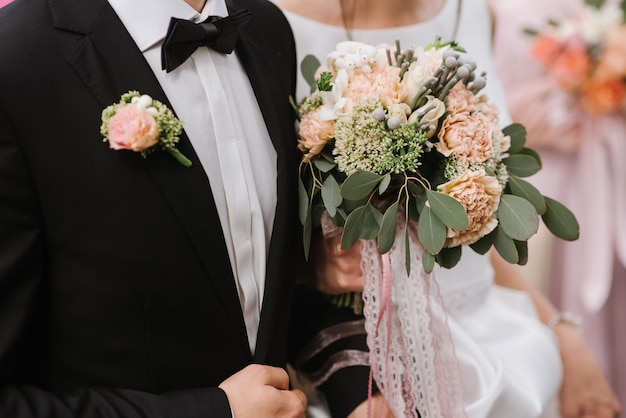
100,91 -> 192,167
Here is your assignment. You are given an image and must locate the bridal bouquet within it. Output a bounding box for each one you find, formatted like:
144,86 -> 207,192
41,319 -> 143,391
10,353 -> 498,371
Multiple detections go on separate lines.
295,39 -> 579,417
297,39 -> 578,274
526,0 -> 626,114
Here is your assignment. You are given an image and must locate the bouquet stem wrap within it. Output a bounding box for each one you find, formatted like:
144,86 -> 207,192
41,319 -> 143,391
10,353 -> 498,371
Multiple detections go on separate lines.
360,220 -> 467,418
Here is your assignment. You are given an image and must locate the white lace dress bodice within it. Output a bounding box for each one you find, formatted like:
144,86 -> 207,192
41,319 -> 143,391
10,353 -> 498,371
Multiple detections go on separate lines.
283,1 -> 563,416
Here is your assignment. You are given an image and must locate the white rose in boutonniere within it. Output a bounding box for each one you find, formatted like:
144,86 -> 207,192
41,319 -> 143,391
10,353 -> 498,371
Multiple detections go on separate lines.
100,91 -> 192,167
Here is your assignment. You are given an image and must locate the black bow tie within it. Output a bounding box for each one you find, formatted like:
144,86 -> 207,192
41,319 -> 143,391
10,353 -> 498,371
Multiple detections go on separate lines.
161,9 -> 252,73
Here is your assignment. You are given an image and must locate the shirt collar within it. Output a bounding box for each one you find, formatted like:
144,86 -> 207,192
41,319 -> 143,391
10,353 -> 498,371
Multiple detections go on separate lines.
107,0 -> 228,52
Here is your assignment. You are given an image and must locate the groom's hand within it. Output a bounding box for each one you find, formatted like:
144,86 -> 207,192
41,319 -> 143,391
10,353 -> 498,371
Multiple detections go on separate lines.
218,364 -> 307,417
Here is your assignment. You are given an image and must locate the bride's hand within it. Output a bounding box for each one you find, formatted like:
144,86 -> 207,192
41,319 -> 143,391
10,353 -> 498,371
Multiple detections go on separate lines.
556,325 -> 621,418
308,232 -> 364,295
348,393 -> 395,418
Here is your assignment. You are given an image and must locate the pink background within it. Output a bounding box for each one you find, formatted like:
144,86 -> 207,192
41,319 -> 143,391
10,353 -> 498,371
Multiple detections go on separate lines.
0,0 -> 12,7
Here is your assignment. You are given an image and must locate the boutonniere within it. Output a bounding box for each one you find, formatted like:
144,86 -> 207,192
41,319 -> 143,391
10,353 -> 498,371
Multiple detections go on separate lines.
100,91 -> 192,167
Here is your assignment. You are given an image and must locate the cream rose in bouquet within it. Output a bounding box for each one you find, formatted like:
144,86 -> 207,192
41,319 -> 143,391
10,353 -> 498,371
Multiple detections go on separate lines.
297,39 -> 578,273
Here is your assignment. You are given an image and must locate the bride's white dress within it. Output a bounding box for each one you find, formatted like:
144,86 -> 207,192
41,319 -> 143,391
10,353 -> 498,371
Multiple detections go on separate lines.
283,0 -> 563,416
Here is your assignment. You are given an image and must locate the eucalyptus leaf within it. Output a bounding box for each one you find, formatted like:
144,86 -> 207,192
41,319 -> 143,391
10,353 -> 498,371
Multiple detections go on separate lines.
517,147 -> 542,165
341,171 -> 383,200
584,0 -> 604,9
502,123 -> 527,154
341,204 -> 382,250
321,175 -> 342,217
497,194 -> 539,241
313,157 -> 336,173
507,175 -> 546,214
303,212 -> 312,260
493,225 -> 519,264
436,246 -> 462,269
301,54 -> 321,94
426,189 -> 468,230
514,240 -> 529,266
379,173 -> 391,195
378,201 -> 399,254
504,154 -> 541,177
470,233 -> 494,255
422,249 -> 435,273
523,27 -> 539,37
418,205 -> 447,254
369,205 -> 384,230
542,196 -> 580,241
298,177 -> 309,225
405,224 -> 411,274
414,187 -> 427,213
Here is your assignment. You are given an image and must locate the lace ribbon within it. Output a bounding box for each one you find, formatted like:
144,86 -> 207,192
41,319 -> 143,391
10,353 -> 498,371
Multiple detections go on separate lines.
360,221 -> 466,418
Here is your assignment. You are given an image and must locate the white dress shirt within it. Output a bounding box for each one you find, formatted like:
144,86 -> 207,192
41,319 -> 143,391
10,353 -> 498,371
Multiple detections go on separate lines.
107,0 -> 277,355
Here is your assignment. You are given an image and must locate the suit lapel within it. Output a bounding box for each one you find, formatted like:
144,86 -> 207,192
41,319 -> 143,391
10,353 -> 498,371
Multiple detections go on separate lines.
50,0 -> 251,356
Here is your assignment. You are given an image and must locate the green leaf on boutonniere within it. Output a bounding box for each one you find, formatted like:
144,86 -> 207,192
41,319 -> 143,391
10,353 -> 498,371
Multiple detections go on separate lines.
341,171 -> 384,200
322,175 -> 342,217
493,225 -> 519,263
418,204 -> 447,254
436,245 -> 462,269
422,249 -> 436,273
497,194 -> 539,241
301,54 -> 321,94
542,196 -> 580,241
503,123 -> 527,154
514,239 -> 529,265
504,154 -> 541,177
341,204 -> 382,250
507,175 -> 546,214
408,182 -> 427,212
378,201 -> 399,254
426,189 -> 469,230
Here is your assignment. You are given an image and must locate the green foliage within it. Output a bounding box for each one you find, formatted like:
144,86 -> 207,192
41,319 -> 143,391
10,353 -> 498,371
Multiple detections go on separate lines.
542,196 -> 580,241
341,204 -> 383,250
301,55 -> 321,94
497,194 -> 539,241
378,201 -> 399,254
436,246 -> 462,269
507,176 -> 546,214
504,154 -> 541,177
341,171 -> 384,200
585,0 -> 605,9
322,176 -> 342,217
418,205 -> 447,255
493,225 -> 519,264
426,190 -> 469,230
503,123 -> 527,153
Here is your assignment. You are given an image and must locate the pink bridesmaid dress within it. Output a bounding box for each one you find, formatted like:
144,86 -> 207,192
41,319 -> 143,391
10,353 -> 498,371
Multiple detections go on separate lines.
491,0 -> 626,409
0,0 -> 13,7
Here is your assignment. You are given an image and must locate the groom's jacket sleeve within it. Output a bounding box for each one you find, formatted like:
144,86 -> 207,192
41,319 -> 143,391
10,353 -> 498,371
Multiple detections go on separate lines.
288,285 -> 380,418
0,0 -> 297,416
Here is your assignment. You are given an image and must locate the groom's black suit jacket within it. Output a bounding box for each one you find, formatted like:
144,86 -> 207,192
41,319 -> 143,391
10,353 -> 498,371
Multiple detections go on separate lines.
0,0 -> 298,416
